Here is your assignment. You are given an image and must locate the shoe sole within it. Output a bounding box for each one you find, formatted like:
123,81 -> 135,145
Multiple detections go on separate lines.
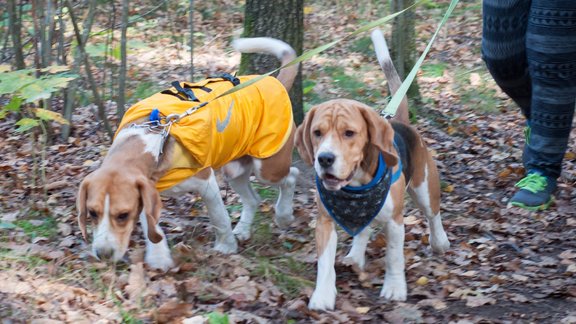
508,197 -> 554,211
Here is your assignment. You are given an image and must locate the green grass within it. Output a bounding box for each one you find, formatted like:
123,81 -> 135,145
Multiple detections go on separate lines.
453,67 -> 499,114
129,81 -> 161,103
253,184 -> 278,200
351,36 -> 375,56
253,258 -> 313,299
248,212 -> 274,247
13,215 -> 58,239
421,63 -> 447,78
0,248 -> 48,270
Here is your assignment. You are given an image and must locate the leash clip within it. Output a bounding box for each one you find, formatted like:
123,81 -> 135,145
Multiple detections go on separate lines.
165,113 -> 182,124
380,111 -> 395,119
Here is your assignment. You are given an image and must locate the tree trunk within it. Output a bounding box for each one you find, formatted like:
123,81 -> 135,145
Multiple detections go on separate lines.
189,0 -> 194,81
391,0 -> 419,99
66,0 -> 113,140
239,0 -> 304,124
117,0 -> 129,120
61,0 -> 97,140
8,0 -> 25,69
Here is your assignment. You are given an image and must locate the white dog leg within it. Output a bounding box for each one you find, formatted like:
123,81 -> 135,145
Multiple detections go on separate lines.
380,220 -> 407,301
200,171 -> 238,254
409,176 -> 450,254
273,167 -> 299,228
428,212 -> 450,254
228,169 -> 261,241
308,219 -> 338,311
140,212 -> 174,271
342,226 -> 372,270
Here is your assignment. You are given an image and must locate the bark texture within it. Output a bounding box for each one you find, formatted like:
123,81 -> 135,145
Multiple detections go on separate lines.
391,0 -> 419,98
239,0 -> 304,124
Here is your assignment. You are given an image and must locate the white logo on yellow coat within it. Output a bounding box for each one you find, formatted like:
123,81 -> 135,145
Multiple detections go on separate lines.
216,100 -> 234,133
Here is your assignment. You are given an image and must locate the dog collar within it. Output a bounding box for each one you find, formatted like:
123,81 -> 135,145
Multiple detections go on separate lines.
316,152 -> 402,236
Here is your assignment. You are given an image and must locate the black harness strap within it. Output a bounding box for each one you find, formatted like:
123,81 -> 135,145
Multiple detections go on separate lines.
160,73 -> 240,101
207,72 -> 241,86
171,81 -> 199,102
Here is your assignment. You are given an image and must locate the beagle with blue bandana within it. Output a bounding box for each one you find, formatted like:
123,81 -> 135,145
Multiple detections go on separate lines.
76,38 -> 299,271
295,30 -> 450,311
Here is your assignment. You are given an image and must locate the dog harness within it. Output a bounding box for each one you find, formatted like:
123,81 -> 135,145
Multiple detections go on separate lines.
316,148 -> 403,237
117,75 -> 293,191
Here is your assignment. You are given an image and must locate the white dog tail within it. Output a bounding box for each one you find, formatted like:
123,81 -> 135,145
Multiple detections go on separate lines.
371,29 -> 410,124
232,37 -> 298,92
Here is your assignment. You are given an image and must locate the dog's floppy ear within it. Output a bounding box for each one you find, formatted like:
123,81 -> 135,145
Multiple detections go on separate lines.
359,106 -> 398,167
137,178 -> 163,243
77,177 -> 90,242
295,106 -> 317,166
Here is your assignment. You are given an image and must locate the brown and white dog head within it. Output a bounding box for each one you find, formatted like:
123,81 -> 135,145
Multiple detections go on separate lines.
77,131 -> 164,262
295,99 -> 398,190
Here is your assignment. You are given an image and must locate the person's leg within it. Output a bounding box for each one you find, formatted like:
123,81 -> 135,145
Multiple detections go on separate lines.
524,0 -> 576,179
482,0 -> 532,118
510,0 -> 576,210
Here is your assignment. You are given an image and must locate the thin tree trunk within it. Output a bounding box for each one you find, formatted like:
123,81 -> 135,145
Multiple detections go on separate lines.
189,0 -> 194,81
239,0 -> 304,124
61,0 -> 97,140
105,1 -> 116,109
57,0 -> 66,65
391,0 -> 419,99
117,0 -> 128,120
43,0 -> 55,67
8,0 -> 25,69
65,0 -> 113,140
31,0 -> 41,75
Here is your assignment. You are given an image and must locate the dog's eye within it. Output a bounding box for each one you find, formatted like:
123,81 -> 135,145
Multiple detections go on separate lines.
88,210 -> 98,220
344,130 -> 355,138
313,130 -> 322,137
117,213 -> 129,222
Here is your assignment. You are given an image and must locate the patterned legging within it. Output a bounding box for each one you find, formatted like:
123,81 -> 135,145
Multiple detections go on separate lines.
482,0 -> 576,179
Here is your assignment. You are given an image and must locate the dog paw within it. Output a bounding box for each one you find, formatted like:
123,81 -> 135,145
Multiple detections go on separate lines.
274,213 -> 294,229
430,232 -> 450,255
380,275 -> 407,301
232,224 -> 251,241
145,253 -> 175,272
308,287 -> 336,311
342,254 -> 365,270
213,236 -> 238,254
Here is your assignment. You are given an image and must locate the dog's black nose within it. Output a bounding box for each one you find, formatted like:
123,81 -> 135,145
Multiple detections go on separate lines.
95,247 -> 114,260
318,152 -> 335,168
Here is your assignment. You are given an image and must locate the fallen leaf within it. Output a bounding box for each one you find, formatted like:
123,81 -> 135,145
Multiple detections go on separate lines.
466,296 -> 496,307
154,300 -> 193,323
125,262 -> 148,299
511,274 -> 529,282
182,316 -> 206,324
416,276 -> 429,286
355,306 -> 370,314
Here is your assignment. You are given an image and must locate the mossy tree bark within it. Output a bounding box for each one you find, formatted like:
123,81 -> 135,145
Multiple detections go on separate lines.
239,0 -> 304,124
391,0 -> 420,100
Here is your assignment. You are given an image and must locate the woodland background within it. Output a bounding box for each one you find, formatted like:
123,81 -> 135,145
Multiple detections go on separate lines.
0,0 -> 575,323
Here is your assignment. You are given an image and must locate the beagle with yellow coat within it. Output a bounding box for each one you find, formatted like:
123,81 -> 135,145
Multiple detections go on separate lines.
76,38 -> 299,271
296,30 -> 450,311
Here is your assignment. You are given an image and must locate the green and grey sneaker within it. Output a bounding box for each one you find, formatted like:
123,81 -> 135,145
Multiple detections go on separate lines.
508,172 -> 556,211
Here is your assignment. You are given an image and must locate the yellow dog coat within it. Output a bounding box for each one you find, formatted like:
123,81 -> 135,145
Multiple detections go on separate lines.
117,75 -> 293,191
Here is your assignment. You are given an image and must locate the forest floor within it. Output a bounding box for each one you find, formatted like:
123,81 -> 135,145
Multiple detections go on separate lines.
1,0 -> 575,323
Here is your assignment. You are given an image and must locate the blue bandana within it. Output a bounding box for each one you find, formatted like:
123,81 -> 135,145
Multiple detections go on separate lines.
316,152 -> 402,236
